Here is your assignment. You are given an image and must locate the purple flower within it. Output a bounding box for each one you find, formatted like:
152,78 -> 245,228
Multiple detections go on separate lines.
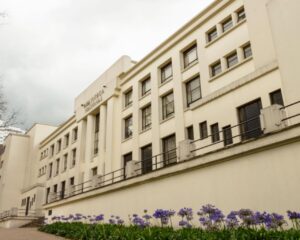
178,208 -> 193,221
264,213 -> 286,230
198,204 -> 224,230
153,209 -> 175,227
132,215 -> 149,228
226,211 -> 239,229
95,214 -> 104,222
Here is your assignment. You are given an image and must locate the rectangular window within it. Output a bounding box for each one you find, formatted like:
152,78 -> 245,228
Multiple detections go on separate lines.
63,154 -> 68,172
210,123 -> 220,143
207,27 -> 218,42
123,152 -> 132,178
141,144 -> 152,174
50,145 -> 55,156
183,44 -> 198,68
163,134 -> 177,166
222,17 -> 233,32
238,99 -> 262,140
186,126 -> 194,140
141,105 -> 151,130
226,51 -> 238,68
237,7 -> 246,22
124,89 -> 133,107
72,127 -> 78,142
124,115 -> 133,139
70,177 -> 75,186
55,159 -> 60,175
94,113 -> 100,155
161,62 -> 173,83
91,167 -> 98,176
57,139 -> 62,153
210,61 -> 222,77
71,149 -> 76,167
64,134 -> 69,148
186,76 -> 202,106
199,121 -> 208,139
141,77 -> 151,96
46,188 -> 50,204
243,43 -> 252,59
270,89 -> 284,106
48,163 -> 53,178
60,181 -> 66,199
162,92 -> 174,120
223,125 -> 233,146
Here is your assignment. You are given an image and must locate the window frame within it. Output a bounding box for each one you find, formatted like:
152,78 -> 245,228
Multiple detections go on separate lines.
160,62 -> 173,84
141,104 -> 152,131
237,7 -> 246,22
210,123 -> 220,143
210,61 -> 222,77
207,27 -> 218,43
183,44 -> 198,69
124,115 -> 133,139
186,76 -> 202,106
124,89 -> 133,108
226,51 -> 238,69
161,92 -> 175,120
243,43 -> 252,59
221,17 -> 233,32
141,77 -> 151,96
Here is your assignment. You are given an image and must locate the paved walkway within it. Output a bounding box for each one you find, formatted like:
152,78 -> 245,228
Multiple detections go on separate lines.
0,227 -> 67,240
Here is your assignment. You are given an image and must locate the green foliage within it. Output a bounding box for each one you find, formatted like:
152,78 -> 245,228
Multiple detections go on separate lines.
40,222 -> 300,240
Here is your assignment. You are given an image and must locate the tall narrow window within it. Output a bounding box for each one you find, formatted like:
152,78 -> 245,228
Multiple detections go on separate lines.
270,89 -> 284,106
94,113 -> 100,155
186,126 -> 194,140
72,127 -> 78,142
70,177 -> 75,186
238,99 -> 262,140
210,61 -> 222,77
237,7 -> 246,22
124,115 -> 133,139
123,152 -> 132,178
57,139 -> 62,153
162,92 -> 174,120
186,76 -> 202,106
63,154 -> 68,172
210,123 -> 220,143
91,167 -> 98,176
207,27 -> 218,42
199,121 -> 208,139
64,134 -> 69,148
183,44 -> 198,68
124,89 -> 133,107
161,62 -> 173,83
71,149 -> 76,167
48,163 -> 53,178
243,43 -> 252,59
141,145 -> 152,174
46,188 -> 50,204
222,17 -> 233,32
141,77 -> 151,96
223,125 -> 233,146
60,181 -> 66,199
141,105 -> 151,130
50,145 -> 55,157
163,134 -> 177,166
55,159 -> 60,175
226,51 -> 238,68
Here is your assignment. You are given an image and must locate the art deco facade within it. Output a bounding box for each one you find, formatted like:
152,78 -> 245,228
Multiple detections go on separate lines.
1,0 -> 300,228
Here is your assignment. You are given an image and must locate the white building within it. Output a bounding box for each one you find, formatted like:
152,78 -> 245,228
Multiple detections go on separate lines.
1,0 -> 300,228
0,123 -> 25,144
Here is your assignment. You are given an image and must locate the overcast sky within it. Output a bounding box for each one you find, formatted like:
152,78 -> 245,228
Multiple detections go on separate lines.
0,0 -> 213,130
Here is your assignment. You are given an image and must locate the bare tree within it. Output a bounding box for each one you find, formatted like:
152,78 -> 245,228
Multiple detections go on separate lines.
0,83 -> 18,129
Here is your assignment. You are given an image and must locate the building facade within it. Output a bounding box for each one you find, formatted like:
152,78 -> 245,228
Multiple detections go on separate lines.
1,0 -> 300,228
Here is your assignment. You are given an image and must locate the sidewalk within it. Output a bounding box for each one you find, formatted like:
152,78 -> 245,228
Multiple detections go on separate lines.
0,228 -> 67,240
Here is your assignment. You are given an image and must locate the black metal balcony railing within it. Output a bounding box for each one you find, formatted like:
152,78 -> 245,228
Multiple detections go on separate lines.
46,101 -> 300,204
0,208 -> 38,221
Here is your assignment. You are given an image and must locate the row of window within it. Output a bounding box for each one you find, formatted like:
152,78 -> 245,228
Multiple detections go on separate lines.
123,134 -> 177,177
210,42 -> 252,77
185,89 -> 284,145
123,76 -> 202,139
46,177 -> 75,203
206,7 -> 246,43
47,148 -> 77,179
41,127 -> 78,160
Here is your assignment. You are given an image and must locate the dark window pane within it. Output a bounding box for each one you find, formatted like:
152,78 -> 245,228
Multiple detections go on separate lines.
243,44 -> 252,59
124,90 -> 132,107
207,27 -> 218,42
186,76 -> 202,106
237,8 -> 246,22
270,89 -> 284,106
211,61 -> 222,77
223,125 -> 233,146
222,18 -> 233,32
238,99 -> 262,140
123,152 -> 132,178
199,121 -> 208,139
142,105 -> 151,130
210,123 -> 220,143
161,62 -> 173,83
141,145 -> 152,174
141,78 -> 151,96
187,126 -> 194,140
183,45 -> 198,68
227,52 -> 238,68
162,92 -> 174,119
163,135 -> 177,166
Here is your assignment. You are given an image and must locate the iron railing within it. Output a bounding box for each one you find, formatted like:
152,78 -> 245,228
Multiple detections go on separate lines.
0,208 -> 39,221
45,101 -> 300,204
